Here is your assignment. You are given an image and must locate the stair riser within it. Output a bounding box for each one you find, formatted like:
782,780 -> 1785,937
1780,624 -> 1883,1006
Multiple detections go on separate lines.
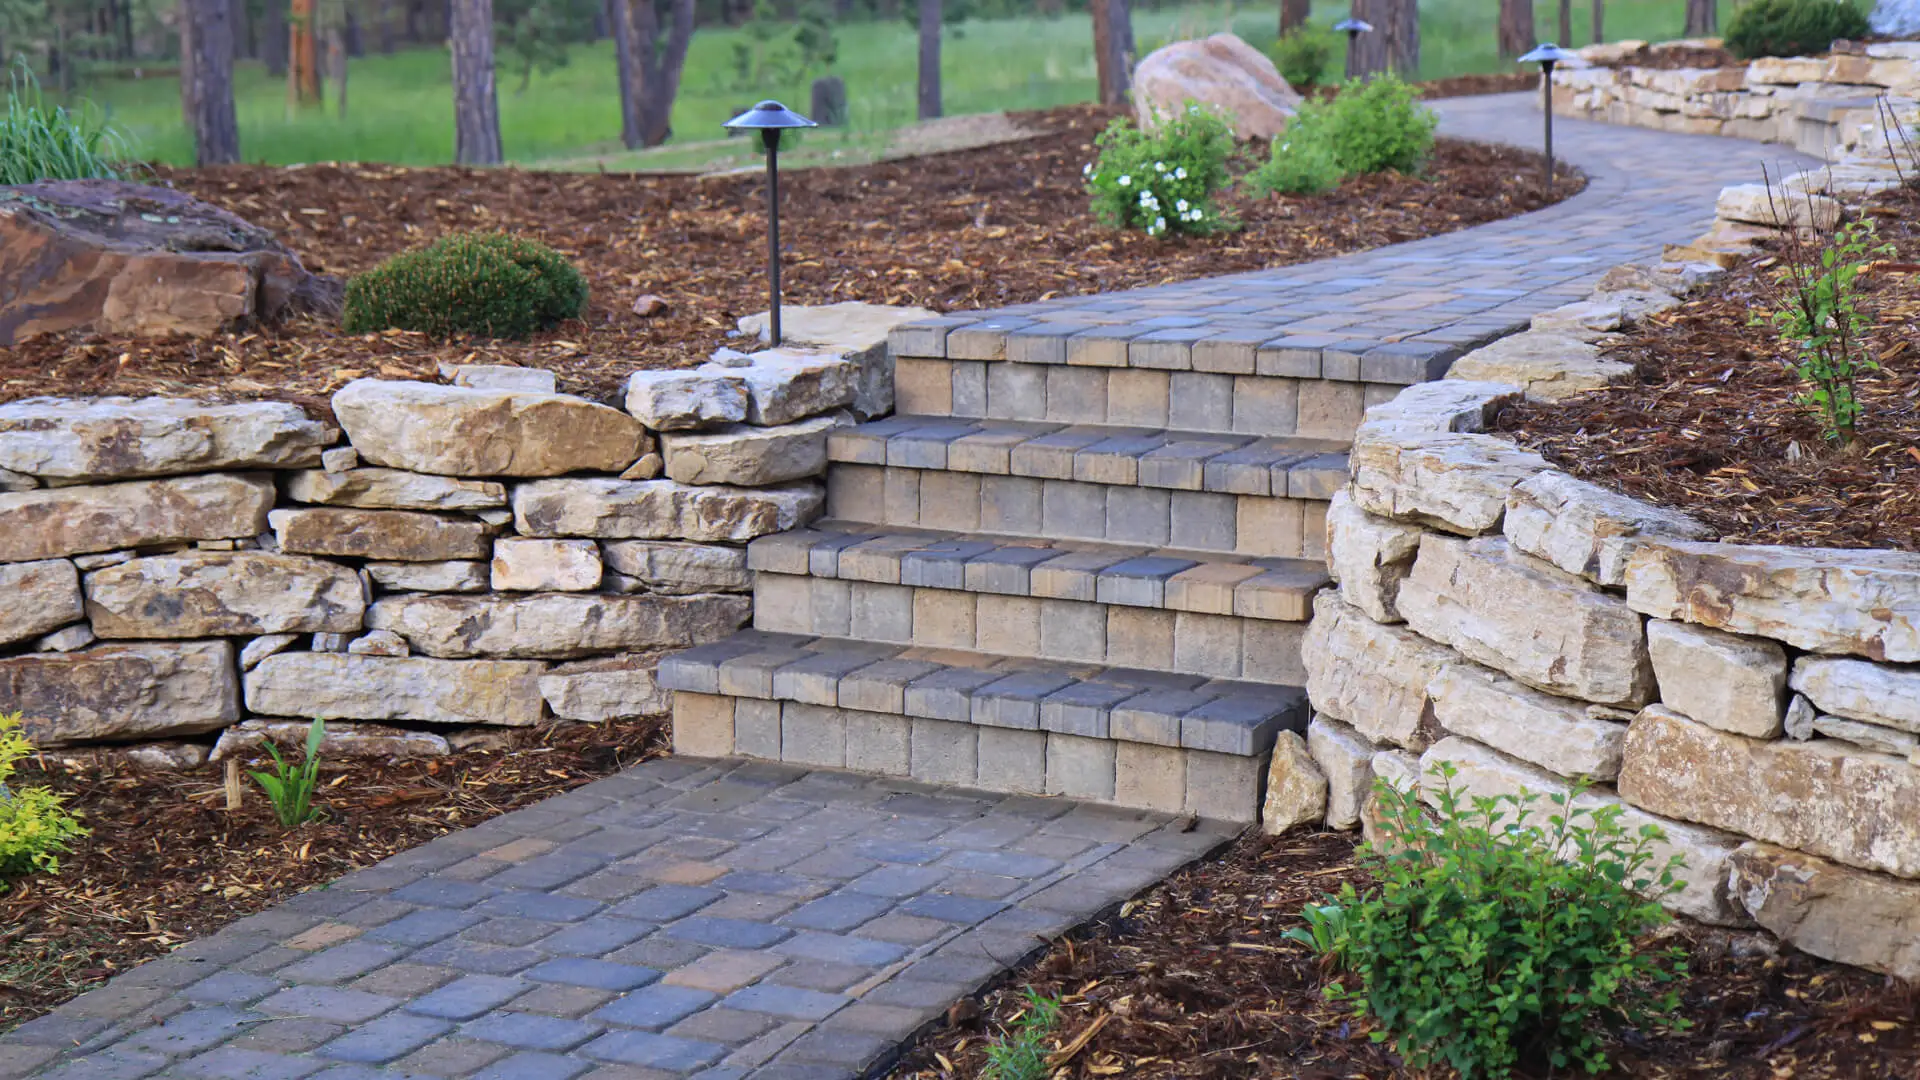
674,691 -> 1268,822
751,574 -> 1307,685
896,357 -> 1402,440
827,465 -> 1329,560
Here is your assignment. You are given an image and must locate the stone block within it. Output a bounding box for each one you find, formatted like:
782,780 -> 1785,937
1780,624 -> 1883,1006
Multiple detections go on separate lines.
283,469 -> 507,512
511,479 -> 822,543
624,370 -> 749,431
1106,370 -> 1171,427
1307,715 -> 1374,830
892,358 -> 952,415
1172,611 -> 1242,678
368,593 -> 749,659
910,719 -> 978,785
1234,495 -> 1304,558
490,539 -> 602,592
975,595 -> 1043,656
270,507 -> 491,562
603,541 -> 750,595
246,653 -> 548,725
1729,842 -> 1920,981
0,473 -> 274,563
1302,591 -> 1454,749
1186,750 -> 1261,822
843,708 -> 911,775
977,728 -> 1048,795
1448,332 -> 1634,402
0,559 -> 82,648
1325,488 -> 1423,622
1046,733 -> 1116,801
1262,730 -> 1327,834
1428,662 -> 1627,780
1349,431 -> 1546,536
1114,741 -> 1186,813
733,698 -> 783,758
0,397 -> 333,481
1231,376 -> 1298,435
781,704 -> 848,768
334,379 -> 644,477
911,589 -> 976,649
540,655 -> 671,721
2,641 -> 239,745
660,415 -> 841,487
1648,620 -> 1787,738
1790,656 -> 1920,734
1504,471 -> 1710,586
1169,373 -> 1234,431
365,561 -> 490,593
1715,183 -> 1841,230
214,719 -> 448,762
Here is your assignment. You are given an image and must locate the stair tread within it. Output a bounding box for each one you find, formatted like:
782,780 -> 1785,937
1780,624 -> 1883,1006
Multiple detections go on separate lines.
749,520 -> 1329,622
829,416 -> 1349,500
660,631 -> 1307,758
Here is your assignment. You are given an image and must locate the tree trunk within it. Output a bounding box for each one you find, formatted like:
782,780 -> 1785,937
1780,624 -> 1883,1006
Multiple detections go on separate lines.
183,0 -> 241,164
179,6 -> 198,130
262,0 -> 289,75
1556,0 -> 1570,45
1280,0 -> 1308,34
288,0 -> 323,107
326,18 -> 347,115
610,0 -> 640,148
917,0 -> 940,119
1385,0 -> 1416,76
1496,0 -> 1531,57
449,0 -> 502,164
620,0 -> 695,148
1348,0 -> 1387,77
231,0 -> 253,59
1684,0 -> 1715,35
1106,0 -> 1133,103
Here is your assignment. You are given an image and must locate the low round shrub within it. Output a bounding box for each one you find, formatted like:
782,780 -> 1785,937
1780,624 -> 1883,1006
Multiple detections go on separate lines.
343,231 -> 589,339
1304,72 -> 1437,175
1271,29 -> 1332,88
1724,0 -> 1869,60
1084,104 -> 1237,237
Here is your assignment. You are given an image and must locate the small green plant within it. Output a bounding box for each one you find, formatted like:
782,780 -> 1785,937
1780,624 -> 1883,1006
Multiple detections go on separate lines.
1247,73 -> 1436,198
0,58 -> 130,185
980,987 -> 1062,1080
1084,104 -> 1235,238
1757,212 -> 1893,446
1291,764 -> 1689,1079
1245,130 -> 1346,195
343,231 -> 588,339
248,718 -> 328,829
1270,28 -> 1331,88
1724,0 -> 1869,60
0,713 -> 88,886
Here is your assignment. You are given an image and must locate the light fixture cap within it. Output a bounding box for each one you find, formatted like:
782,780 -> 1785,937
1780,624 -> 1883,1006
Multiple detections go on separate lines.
1333,17 -> 1372,32
1518,42 -> 1578,65
724,100 -> 819,131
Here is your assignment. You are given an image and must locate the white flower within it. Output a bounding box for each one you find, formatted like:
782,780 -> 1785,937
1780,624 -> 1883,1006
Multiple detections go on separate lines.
1176,199 -> 1189,212
1154,216 -> 1166,231
1083,163 -> 1093,177
1155,161 -> 1167,172
1118,175 -> 1131,186
1174,166 -> 1187,179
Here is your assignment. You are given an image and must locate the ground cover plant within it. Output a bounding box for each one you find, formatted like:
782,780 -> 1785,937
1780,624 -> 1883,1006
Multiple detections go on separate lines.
1249,73 -> 1438,196
343,231 -> 590,340
0,714 -> 87,889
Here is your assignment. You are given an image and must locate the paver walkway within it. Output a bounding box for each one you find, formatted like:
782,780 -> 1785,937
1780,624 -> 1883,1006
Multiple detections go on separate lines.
0,98 -> 1826,1080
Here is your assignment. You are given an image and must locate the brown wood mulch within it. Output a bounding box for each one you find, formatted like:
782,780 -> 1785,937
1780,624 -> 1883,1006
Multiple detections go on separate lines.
889,831 -> 1920,1080
0,103 -> 1579,412
1496,187 -> 1920,553
0,717 -> 667,1035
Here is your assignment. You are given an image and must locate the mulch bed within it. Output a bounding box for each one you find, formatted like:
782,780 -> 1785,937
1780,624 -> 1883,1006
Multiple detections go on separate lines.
0,103 -> 1579,413
0,718 -> 666,1034
1497,187 -> 1920,552
889,831 -> 1920,1079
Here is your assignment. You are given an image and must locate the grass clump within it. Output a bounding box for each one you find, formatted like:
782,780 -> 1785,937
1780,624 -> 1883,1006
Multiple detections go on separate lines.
343,230 -> 589,339
247,718 -> 328,829
1084,103 -> 1236,237
1287,763 -> 1689,1079
1247,72 -> 1435,197
981,988 -> 1062,1080
1,59 -> 130,185
0,713 -> 89,888
1724,0 -> 1869,60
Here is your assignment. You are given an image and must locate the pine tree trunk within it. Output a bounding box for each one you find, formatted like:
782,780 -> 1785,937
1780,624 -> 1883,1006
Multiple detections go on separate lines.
449,0 -> 502,165
288,0 -> 323,106
917,0 -> 940,119
1556,0 -> 1570,45
1280,0 -> 1309,33
262,0 -> 289,76
1496,0 -> 1531,57
638,0 -> 694,146
1590,0 -> 1601,44
1105,0 -> 1133,103
1348,0 -> 1388,77
326,22 -> 347,116
610,0 -> 640,148
183,0 -> 241,164
1683,0 -> 1715,35
230,0 -> 253,59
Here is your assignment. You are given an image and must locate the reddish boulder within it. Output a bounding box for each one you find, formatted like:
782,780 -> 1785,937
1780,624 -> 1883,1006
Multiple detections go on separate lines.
0,179 -> 341,345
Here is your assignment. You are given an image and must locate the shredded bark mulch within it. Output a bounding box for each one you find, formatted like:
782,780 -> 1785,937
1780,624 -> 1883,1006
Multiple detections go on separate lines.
1497,187 -> 1920,552
890,830 -> 1920,1079
0,718 -> 667,1034
0,104 -> 1579,413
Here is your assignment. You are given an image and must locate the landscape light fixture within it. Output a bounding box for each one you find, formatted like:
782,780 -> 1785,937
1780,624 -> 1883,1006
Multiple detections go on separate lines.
1334,17 -> 1373,79
723,100 -> 817,346
1518,43 -> 1576,196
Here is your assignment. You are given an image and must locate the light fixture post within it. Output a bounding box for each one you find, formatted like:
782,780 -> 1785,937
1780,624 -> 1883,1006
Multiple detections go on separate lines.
723,100 -> 818,348
1334,17 -> 1373,80
1519,44 -> 1576,196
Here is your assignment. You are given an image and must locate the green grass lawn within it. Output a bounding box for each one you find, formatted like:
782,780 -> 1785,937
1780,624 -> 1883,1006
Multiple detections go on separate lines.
59,0 -> 1733,168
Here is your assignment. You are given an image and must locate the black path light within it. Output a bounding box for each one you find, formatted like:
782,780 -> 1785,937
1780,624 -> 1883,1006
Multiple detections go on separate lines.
1334,17 -> 1373,80
724,100 -> 818,347
1518,43 -> 1577,196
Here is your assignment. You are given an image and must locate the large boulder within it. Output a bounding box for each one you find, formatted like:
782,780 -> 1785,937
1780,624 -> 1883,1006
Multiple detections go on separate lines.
0,398 -> 335,481
1132,33 -> 1301,140
0,180 -> 340,344
331,379 -> 647,478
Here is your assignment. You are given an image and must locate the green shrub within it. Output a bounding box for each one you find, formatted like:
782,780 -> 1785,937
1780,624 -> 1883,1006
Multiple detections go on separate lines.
0,713 -> 88,886
1287,764 -> 1689,1078
1271,29 -> 1332,88
343,231 -> 588,339
248,718 -> 327,829
1724,0 -> 1869,60
0,58 -> 130,185
1758,216 -> 1892,445
1084,104 -> 1236,237
1245,128 -> 1346,196
1305,72 -> 1437,175
981,988 -> 1062,1080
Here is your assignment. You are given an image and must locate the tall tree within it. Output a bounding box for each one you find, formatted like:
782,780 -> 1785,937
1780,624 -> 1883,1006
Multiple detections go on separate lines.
614,0 -> 694,148
1496,0 -> 1531,57
609,0 -> 639,146
262,0 -> 289,76
1091,0 -> 1132,105
450,0 -> 503,164
1590,0 -> 1601,44
324,0 -> 347,116
182,0 -> 241,163
1684,0 -> 1715,35
1556,0 -> 1569,45
1349,0 -> 1412,77
288,0 -> 323,106
1280,0 -> 1308,34
916,0 -> 938,119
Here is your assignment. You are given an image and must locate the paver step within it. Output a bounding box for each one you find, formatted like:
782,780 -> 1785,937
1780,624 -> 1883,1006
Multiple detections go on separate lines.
662,631 -> 1309,822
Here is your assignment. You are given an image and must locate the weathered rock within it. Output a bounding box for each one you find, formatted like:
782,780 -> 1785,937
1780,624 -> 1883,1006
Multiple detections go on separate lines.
332,379 -> 645,477
1427,662 -> 1628,780
1356,379 -> 1522,436
312,632 -> 352,652
1132,33 -> 1302,139
439,363 -> 558,395
1625,541 -> 1920,663
1785,693 -> 1818,740
269,507 -> 492,562
321,447 -> 359,473
1729,842 -> 1920,981
49,740 -> 210,771
660,414 -> 842,487
0,474 -> 275,563
367,592 -> 750,659
1301,591 -> 1452,750
1619,705 -> 1920,880
1596,261 -> 1723,297
1790,656 -> 1920,733
1324,489 -> 1423,623
1504,471 -> 1712,586
83,552 -> 364,638
33,623 -> 95,653
1307,715 -> 1374,830
0,560 -> 83,648
1715,183 -> 1842,230
602,541 -> 752,594
511,479 -> 823,543
347,629 -> 410,657
625,370 -> 750,431
1349,429 -> 1548,536
621,453 -> 665,481
1648,620 -> 1787,738
244,653 -> 549,725
0,180 -> 339,345
1421,734 -> 1747,924
0,641 -> 239,745
283,468 -> 507,511
364,560 -> 491,594
1360,749 -> 1422,850
738,302 -> 936,419
1262,730 -> 1328,835
1397,536 -> 1655,707
491,538 -> 603,592
73,551 -> 133,571
1446,332 -> 1634,400
1531,299 -> 1626,336
1812,714 -> 1920,756
213,719 -> 450,762
539,653 -> 672,722
734,349 -> 861,426
240,633 -> 300,671
0,468 -> 35,491
0,398 -> 334,481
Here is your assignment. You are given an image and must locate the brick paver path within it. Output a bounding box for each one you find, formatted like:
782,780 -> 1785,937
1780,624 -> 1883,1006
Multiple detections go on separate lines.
0,97 -> 1825,1080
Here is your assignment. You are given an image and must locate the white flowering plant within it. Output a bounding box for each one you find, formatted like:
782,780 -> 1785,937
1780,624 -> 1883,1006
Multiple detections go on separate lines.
1084,103 -> 1235,238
